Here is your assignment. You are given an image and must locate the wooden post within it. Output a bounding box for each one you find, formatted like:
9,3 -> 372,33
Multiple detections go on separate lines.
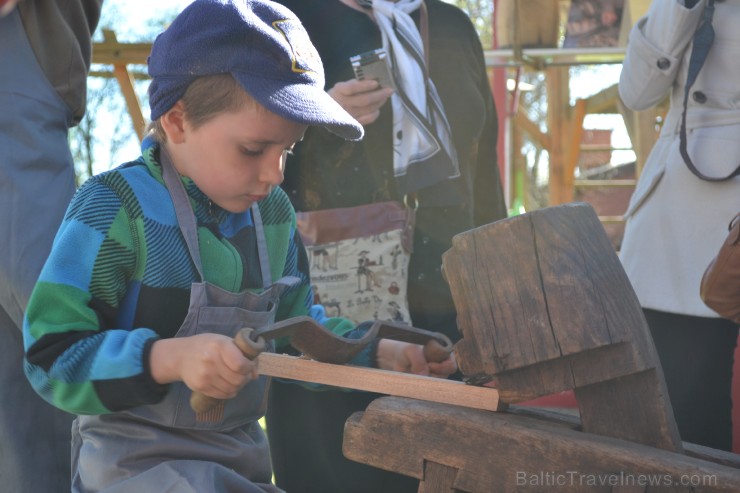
441,202 -> 681,451
102,30 -> 146,142
564,97 -> 587,203
546,66 -> 571,205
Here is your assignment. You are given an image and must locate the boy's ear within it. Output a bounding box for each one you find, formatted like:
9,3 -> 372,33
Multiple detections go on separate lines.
160,101 -> 187,144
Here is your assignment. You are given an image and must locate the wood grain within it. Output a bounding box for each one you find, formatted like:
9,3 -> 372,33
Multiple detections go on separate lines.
256,352 -> 502,412
441,202 -> 682,451
344,397 -> 740,493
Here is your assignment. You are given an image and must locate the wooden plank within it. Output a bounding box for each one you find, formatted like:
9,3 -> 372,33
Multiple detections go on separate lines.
256,352 -> 502,412
103,30 -> 146,142
344,397 -> 740,493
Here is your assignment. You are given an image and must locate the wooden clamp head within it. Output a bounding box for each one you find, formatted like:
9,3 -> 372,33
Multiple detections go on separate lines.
442,202 -> 682,451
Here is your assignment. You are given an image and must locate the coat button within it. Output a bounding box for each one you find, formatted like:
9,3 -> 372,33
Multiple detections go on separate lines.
692,91 -> 707,103
656,58 -> 670,70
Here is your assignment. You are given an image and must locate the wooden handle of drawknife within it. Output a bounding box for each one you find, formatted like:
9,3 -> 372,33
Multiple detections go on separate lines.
190,328 -> 267,414
422,339 -> 452,363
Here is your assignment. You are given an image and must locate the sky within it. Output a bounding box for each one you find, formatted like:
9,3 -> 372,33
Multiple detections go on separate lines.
85,0 -> 194,174
86,0 -> 629,177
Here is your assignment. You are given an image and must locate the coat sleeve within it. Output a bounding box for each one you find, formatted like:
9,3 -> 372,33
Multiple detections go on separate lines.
618,0 -> 705,110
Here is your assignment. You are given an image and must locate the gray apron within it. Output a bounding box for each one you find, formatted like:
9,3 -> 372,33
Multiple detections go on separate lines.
0,9 -> 77,493
71,151 -> 296,492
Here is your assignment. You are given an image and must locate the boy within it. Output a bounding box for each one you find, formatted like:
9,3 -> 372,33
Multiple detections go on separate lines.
22,1 -> 455,491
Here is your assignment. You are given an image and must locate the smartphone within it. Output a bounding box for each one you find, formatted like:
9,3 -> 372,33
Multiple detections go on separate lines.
350,49 -> 395,89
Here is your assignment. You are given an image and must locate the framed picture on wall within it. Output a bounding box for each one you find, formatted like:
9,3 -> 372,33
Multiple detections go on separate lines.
563,0 -> 625,48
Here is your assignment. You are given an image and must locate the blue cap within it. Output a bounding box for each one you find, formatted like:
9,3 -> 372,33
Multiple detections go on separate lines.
147,0 -> 363,140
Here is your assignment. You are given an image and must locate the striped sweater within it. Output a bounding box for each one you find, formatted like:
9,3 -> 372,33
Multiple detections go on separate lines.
23,138 -> 354,415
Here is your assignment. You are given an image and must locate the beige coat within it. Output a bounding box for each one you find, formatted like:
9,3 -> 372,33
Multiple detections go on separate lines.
619,0 -> 740,317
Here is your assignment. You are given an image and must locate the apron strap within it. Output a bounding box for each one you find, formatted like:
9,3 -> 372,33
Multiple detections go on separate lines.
251,204 -> 302,296
160,145 -> 290,294
250,203 -> 273,289
160,147 -> 205,280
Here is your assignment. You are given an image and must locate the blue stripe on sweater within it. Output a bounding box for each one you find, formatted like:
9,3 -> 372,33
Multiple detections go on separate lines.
38,218 -> 104,292
87,328 -> 157,380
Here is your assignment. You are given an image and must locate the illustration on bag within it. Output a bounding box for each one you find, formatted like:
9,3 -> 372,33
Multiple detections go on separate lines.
305,230 -> 411,325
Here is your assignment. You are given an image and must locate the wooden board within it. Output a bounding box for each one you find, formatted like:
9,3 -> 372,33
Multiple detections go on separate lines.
256,352 -> 502,412
344,397 -> 740,493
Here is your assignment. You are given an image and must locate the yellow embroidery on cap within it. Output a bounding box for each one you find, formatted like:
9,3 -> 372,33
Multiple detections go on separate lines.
272,19 -> 320,75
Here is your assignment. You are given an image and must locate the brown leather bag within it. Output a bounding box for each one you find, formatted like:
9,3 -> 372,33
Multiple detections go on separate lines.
700,213 -> 740,324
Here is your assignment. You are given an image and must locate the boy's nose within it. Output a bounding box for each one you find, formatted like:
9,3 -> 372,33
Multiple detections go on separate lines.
258,154 -> 285,186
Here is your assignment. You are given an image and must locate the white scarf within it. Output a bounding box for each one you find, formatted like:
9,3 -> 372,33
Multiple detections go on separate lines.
357,0 -> 460,194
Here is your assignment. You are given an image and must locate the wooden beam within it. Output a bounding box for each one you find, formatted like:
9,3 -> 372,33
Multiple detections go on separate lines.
574,179 -> 636,188
256,352 -> 502,412
546,66 -> 570,205
584,84 -> 620,114
103,30 -> 146,142
344,397 -> 740,492
92,41 -> 151,66
514,111 -> 550,149
564,98 -> 587,203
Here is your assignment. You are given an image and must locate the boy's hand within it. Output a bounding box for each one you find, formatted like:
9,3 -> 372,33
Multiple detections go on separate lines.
150,334 -> 258,399
375,339 -> 457,378
328,78 -> 394,126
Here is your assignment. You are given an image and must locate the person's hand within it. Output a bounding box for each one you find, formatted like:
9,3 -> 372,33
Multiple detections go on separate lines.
375,339 -> 457,378
328,78 -> 394,126
149,333 -> 258,399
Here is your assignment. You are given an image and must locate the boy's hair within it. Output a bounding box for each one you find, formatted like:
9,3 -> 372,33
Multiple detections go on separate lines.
147,74 -> 252,142
146,0 -> 362,141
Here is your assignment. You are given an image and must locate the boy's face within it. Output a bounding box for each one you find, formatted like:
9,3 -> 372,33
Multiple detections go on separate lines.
169,102 -> 307,213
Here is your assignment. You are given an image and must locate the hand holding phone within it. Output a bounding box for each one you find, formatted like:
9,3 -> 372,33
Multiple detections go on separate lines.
350,49 -> 396,90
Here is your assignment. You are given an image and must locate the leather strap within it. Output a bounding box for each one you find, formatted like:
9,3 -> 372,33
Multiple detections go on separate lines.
679,0 -> 740,182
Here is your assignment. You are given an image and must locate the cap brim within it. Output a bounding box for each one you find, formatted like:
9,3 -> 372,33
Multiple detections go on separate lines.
234,73 -> 364,141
